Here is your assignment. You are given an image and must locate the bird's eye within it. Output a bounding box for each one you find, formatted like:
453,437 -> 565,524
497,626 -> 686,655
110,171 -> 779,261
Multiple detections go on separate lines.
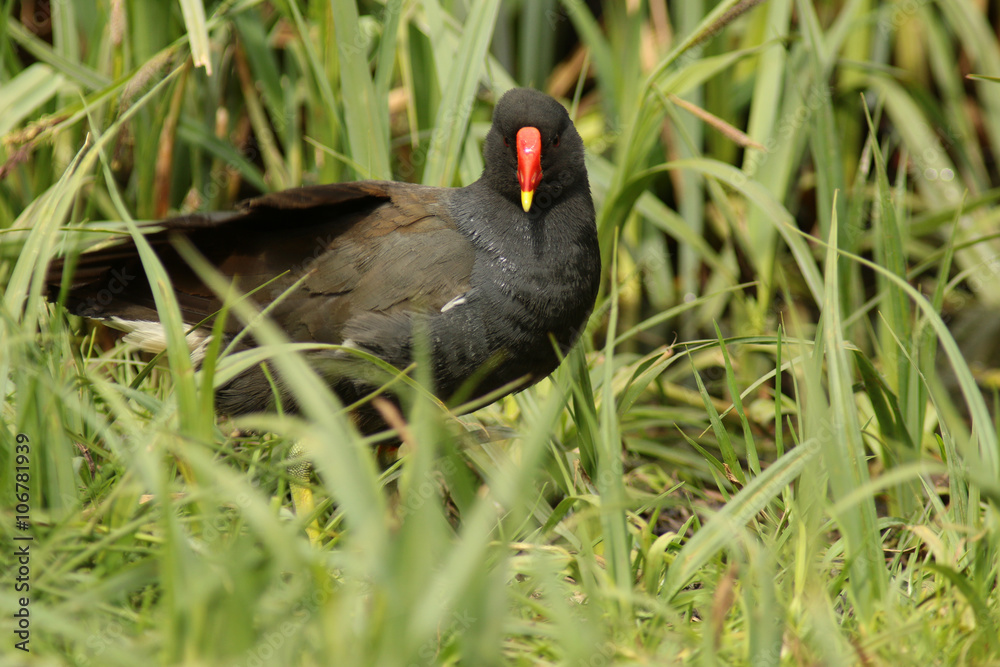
553,135 -> 560,147
503,136 -> 510,147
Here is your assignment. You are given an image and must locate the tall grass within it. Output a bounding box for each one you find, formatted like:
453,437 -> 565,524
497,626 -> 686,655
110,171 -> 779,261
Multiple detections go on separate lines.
2,0 -> 999,664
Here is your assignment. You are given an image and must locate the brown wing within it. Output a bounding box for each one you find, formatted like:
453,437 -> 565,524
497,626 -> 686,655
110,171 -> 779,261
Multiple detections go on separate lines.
49,181 -> 475,347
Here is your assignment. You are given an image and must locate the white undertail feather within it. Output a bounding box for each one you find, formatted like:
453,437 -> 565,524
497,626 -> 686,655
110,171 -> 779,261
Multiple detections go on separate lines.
109,318 -> 213,365
440,294 -> 467,312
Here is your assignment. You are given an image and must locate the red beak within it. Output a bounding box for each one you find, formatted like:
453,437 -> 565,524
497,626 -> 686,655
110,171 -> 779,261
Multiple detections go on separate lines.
516,126 -> 542,212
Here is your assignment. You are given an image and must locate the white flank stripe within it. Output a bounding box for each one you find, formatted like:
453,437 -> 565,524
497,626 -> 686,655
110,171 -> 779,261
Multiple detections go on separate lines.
440,294 -> 467,313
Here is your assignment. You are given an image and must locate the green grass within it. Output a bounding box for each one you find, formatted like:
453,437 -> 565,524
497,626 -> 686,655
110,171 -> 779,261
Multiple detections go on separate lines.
3,0 -> 1000,664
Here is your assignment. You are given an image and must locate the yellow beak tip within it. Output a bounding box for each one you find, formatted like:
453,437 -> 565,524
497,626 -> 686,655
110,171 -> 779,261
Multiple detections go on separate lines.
521,190 -> 533,212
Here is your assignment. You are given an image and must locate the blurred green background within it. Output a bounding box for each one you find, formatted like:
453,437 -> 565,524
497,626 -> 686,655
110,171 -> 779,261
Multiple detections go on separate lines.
2,0 -> 1000,664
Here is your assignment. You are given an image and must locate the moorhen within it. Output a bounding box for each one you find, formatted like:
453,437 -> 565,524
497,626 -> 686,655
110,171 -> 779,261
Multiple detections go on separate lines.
48,88 -> 601,432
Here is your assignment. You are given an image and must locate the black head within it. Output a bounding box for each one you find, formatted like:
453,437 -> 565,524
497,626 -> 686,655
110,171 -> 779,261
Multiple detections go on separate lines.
481,88 -> 587,213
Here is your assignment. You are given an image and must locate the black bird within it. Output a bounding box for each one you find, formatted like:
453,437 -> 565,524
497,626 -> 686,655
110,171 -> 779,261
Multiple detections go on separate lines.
48,88 -> 601,432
